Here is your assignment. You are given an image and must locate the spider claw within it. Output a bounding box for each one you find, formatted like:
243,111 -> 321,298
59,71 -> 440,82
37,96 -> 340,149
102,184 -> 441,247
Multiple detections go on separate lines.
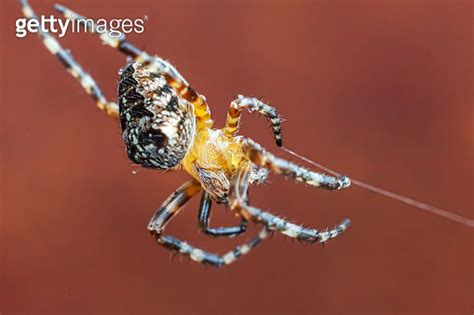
318,229 -> 331,243
338,175 -> 351,189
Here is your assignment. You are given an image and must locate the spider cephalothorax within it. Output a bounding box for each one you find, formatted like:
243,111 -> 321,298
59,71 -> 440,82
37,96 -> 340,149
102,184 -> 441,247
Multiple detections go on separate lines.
22,0 -> 351,267
119,62 -> 196,170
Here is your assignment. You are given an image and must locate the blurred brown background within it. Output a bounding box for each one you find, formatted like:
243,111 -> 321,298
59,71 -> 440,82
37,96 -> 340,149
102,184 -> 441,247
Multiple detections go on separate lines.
1,0 -> 472,314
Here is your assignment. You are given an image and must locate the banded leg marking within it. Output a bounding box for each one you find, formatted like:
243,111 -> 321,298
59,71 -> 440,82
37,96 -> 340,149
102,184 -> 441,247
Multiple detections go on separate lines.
53,4 -> 213,129
243,138 -> 351,190
198,192 -> 248,238
20,0 -> 119,119
147,180 -> 202,234
159,228 -> 269,267
229,164 -> 351,243
148,181 -> 268,267
224,95 -> 283,147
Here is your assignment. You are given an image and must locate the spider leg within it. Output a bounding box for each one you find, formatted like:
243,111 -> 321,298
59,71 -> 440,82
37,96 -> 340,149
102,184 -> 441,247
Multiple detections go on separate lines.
198,192 -> 248,238
243,138 -> 351,190
229,164 -> 350,243
19,0 -> 119,119
148,181 -> 268,267
53,4 -> 213,130
224,95 -> 283,146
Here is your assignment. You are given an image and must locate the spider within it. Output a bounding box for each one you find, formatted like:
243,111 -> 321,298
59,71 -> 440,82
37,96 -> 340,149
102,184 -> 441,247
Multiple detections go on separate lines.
21,0 -> 351,267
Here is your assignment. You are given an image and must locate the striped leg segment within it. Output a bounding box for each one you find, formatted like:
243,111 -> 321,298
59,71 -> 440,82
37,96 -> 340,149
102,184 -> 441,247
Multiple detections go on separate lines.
147,180 -> 201,234
53,4 -> 213,130
198,192 -> 248,238
20,0 -> 119,119
243,138 -> 351,190
224,95 -> 283,147
148,181 -> 268,267
158,228 -> 269,267
229,164 -> 351,243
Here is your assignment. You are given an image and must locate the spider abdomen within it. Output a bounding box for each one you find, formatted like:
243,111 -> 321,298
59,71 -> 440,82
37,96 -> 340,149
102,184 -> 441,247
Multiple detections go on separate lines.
118,62 -> 196,170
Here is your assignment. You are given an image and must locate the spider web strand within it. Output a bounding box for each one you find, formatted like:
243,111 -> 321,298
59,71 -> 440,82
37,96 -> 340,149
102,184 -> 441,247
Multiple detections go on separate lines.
281,146 -> 474,228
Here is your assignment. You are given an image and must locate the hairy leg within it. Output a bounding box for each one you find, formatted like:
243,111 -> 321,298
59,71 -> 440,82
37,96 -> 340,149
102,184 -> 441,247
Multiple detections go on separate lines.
243,138 -> 350,190
229,163 -> 350,243
20,0 -> 119,119
148,181 -> 268,267
224,95 -> 283,146
198,192 -> 247,238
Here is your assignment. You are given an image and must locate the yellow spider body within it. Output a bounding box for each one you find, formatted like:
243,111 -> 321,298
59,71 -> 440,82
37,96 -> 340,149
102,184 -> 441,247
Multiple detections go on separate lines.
182,128 -> 244,183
